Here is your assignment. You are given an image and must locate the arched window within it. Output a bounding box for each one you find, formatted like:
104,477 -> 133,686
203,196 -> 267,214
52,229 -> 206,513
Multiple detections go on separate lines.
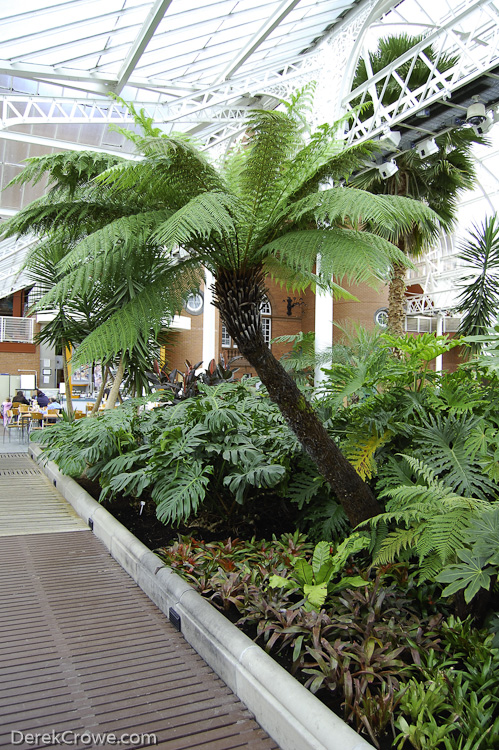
221,297 -> 272,348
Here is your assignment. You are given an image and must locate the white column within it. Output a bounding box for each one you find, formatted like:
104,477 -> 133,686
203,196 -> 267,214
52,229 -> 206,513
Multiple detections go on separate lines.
202,268 -> 217,367
314,278 -> 334,386
435,314 -> 444,374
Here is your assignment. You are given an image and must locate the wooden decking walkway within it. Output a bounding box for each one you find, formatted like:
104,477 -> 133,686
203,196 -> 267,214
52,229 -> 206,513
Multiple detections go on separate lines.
0,454 -> 279,750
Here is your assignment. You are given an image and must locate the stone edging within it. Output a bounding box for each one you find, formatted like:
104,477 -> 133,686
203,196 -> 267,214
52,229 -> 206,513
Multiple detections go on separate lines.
29,444 -> 373,750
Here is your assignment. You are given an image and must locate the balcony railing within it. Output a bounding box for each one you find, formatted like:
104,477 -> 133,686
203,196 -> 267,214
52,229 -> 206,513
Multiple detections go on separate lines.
0,316 -> 34,343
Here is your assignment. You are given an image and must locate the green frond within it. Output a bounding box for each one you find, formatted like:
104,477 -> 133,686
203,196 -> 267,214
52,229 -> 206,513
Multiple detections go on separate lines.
286,187 -> 439,243
6,150 -> 124,192
152,191 -> 244,251
374,526 -> 423,565
57,209 -> 174,274
262,251 -> 351,296
69,264 -> 202,365
239,108 -> 302,215
260,228 -> 408,286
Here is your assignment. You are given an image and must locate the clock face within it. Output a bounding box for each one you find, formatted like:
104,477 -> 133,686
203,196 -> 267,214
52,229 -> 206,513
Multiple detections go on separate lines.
374,308 -> 389,328
185,292 -> 204,315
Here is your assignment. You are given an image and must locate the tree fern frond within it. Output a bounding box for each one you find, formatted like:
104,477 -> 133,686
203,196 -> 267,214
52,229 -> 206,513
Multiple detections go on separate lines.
70,264 -> 202,365
152,191 -> 244,250
239,109 -> 302,217
261,228 -> 408,285
286,187 -> 439,242
57,210 -> 174,273
343,429 -> 393,480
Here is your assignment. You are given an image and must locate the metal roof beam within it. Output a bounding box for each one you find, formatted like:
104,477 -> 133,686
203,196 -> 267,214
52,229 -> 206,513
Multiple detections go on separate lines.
215,0 -> 303,84
0,60 -> 112,93
0,129 -> 140,159
114,0 -> 174,95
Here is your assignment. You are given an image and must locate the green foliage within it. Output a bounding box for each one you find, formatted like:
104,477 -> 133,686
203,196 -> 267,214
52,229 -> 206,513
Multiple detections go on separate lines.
456,214 -> 499,351
34,381 -> 344,532
268,534 -> 369,610
367,455 -> 490,579
437,505 -> 499,603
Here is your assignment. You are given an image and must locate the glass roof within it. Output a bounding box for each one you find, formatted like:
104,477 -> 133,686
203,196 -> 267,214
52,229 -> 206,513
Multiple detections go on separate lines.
0,0 -> 358,96
1,0 -> 499,302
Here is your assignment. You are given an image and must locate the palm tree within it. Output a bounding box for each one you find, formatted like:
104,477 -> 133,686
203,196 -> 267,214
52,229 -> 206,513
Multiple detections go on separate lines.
2,95 -> 439,526
456,214 -> 499,353
4,150 -> 201,411
350,34 -> 483,335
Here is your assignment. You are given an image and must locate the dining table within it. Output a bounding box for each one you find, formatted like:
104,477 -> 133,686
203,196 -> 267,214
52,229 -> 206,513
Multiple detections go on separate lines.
18,409 -> 61,438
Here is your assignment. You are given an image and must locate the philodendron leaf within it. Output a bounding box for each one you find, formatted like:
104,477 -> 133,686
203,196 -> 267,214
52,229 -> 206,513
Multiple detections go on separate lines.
437,550 -> 493,603
303,582 -> 328,609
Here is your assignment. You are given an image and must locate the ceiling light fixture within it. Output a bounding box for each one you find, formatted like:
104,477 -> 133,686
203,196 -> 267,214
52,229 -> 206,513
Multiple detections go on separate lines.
415,137 -> 439,158
378,160 -> 398,179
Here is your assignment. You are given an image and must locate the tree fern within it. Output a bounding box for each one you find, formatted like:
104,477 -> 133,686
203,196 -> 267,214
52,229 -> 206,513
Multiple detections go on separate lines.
367,455 -> 489,576
343,428 -> 393,480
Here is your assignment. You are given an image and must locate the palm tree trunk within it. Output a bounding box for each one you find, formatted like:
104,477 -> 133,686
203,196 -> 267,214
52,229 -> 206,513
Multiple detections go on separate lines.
62,342 -> 74,421
105,357 -> 124,409
90,365 -> 109,416
214,268 -> 382,527
388,261 -> 407,336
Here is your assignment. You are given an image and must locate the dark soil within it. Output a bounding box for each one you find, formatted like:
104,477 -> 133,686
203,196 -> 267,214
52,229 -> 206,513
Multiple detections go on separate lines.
76,477 -> 300,550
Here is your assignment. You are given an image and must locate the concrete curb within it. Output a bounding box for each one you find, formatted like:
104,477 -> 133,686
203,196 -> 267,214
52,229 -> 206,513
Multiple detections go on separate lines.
29,444 -> 373,750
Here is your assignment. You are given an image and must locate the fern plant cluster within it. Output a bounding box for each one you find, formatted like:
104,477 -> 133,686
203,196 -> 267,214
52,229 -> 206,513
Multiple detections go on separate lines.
317,333 -> 499,587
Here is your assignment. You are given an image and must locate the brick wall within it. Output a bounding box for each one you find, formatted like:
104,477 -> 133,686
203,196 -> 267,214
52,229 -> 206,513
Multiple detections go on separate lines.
0,348 -> 39,379
333,279 -> 389,339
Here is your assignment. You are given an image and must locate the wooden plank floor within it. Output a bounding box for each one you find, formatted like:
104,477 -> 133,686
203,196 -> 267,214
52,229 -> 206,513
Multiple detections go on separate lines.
0,455 -> 280,749
0,453 -> 87,536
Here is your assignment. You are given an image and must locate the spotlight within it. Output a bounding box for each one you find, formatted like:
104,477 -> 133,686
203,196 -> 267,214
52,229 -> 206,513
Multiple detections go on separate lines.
415,137 -> 439,158
472,117 -> 493,136
378,160 -> 398,179
377,129 -> 401,151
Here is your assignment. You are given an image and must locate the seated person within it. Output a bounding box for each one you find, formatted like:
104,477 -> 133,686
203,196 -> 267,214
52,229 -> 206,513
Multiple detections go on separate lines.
12,390 -> 29,406
35,389 -> 49,408
47,397 -> 62,410
2,397 -> 12,426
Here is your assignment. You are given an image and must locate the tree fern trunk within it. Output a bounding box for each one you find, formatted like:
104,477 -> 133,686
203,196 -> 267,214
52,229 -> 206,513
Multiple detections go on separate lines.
213,267 -> 382,527
388,261 -> 407,336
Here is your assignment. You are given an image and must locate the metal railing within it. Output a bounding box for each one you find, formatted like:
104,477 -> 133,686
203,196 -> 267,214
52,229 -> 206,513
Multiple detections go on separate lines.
0,316 -> 34,343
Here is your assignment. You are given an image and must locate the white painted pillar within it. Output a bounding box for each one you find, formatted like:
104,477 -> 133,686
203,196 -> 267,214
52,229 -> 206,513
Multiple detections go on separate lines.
314,260 -> 334,386
435,314 -> 444,374
202,268 -> 217,367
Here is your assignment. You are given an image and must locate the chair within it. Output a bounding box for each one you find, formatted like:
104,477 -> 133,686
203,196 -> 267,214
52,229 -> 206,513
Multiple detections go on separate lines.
45,410 -> 59,425
18,404 -> 29,413
3,410 -> 20,442
18,411 -> 32,439
28,412 -> 44,434
74,410 -> 86,420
